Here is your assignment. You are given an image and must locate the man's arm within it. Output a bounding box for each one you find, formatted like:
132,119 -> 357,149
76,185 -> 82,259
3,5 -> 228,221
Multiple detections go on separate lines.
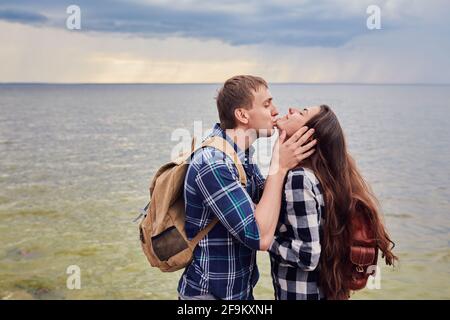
195,127 -> 316,251
195,148 -> 261,250
254,127 -> 316,251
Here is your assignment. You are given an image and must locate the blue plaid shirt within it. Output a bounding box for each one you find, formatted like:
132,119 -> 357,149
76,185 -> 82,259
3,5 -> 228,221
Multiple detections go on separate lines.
177,123 -> 266,300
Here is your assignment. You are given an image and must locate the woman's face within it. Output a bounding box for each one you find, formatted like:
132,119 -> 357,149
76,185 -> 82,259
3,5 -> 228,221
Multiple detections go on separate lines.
276,106 -> 321,137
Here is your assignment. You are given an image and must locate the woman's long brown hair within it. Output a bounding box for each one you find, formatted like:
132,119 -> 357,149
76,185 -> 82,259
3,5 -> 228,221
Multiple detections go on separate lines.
303,105 -> 397,299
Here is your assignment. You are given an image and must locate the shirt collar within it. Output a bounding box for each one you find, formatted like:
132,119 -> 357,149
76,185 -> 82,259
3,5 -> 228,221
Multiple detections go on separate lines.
208,123 -> 255,165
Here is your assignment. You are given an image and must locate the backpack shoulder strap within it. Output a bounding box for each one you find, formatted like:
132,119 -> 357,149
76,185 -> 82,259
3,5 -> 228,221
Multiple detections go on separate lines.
199,136 -> 247,187
190,218 -> 219,248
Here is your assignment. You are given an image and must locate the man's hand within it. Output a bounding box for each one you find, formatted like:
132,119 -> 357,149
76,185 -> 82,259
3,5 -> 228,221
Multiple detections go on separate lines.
269,127 -> 317,176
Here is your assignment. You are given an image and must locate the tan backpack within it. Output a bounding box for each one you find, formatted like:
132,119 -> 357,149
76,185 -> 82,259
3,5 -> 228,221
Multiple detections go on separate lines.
138,136 -> 247,272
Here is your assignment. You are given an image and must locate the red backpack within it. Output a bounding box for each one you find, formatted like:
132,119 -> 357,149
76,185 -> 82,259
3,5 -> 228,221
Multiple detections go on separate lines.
345,213 -> 379,292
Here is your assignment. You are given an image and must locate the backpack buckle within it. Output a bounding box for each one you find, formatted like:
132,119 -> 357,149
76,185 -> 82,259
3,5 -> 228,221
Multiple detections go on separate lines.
133,202 -> 150,223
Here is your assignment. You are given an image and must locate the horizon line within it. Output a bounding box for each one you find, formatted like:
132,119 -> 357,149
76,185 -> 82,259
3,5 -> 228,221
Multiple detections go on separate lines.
1,82 -> 450,86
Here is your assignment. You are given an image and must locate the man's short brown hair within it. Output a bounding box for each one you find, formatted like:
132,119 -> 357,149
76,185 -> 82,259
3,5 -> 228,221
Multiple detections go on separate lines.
216,75 -> 268,129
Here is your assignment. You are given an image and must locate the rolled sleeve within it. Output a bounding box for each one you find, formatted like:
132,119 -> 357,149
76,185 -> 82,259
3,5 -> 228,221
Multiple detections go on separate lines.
195,149 -> 260,250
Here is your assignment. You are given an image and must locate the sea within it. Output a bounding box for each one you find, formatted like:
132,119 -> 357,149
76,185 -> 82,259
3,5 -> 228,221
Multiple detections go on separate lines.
0,83 -> 449,299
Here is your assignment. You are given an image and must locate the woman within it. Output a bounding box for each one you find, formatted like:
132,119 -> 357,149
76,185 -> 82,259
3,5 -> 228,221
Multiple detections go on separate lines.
269,105 -> 397,300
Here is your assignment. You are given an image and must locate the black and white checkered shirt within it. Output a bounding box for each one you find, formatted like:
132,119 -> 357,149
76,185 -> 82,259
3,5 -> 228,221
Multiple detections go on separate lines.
268,167 -> 325,300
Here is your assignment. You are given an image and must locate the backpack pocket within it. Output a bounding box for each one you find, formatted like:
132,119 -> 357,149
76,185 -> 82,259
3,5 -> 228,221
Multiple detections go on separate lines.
151,226 -> 189,261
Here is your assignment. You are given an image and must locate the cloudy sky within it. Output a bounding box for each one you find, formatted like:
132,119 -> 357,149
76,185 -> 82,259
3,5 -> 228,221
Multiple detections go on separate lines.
0,0 -> 449,83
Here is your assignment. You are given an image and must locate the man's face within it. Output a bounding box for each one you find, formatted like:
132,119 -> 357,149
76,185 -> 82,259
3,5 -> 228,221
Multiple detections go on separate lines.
246,87 -> 279,137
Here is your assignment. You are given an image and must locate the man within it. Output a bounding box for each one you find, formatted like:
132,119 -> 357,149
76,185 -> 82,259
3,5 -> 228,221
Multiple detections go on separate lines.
178,75 -> 316,300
